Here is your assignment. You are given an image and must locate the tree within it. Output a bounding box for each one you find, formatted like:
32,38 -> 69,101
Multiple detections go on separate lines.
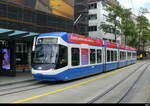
99,5 -> 137,45
119,8 -> 136,45
136,8 -> 150,50
99,4 -> 150,49
141,29 -> 150,51
99,5 -> 123,43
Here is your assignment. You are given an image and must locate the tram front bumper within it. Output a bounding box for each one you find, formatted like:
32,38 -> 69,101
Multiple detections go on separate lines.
32,73 -> 66,82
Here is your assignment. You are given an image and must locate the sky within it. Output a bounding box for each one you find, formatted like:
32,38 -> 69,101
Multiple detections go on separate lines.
117,0 -> 150,22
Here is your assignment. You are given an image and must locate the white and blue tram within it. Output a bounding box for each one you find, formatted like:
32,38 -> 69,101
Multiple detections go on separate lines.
32,32 -> 137,81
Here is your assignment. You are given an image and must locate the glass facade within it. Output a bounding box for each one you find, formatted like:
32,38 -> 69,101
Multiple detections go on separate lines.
0,0 -> 88,76
0,1 -> 74,34
0,0 -> 88,35
2,0 -> 74,19
74,0 -> 88,36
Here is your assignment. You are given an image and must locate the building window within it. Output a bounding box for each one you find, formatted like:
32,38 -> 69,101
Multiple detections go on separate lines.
102,1 -> 109,9
89,3 -> 97,9
88,26 -> 97,31
88,14 -> 97,20
72,48 -> 80,66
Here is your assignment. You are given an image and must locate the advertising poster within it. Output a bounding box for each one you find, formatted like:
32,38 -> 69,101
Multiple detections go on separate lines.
3,0 -> 74,19
2,49 -> 10,70
81,49 -> 89,65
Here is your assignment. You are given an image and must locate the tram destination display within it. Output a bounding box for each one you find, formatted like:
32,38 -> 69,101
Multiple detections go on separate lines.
37,38 -> 58,44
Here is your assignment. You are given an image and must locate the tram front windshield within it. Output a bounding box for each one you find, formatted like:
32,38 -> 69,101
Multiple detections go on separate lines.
33,44 -> 68,70
34,44 -> 59,64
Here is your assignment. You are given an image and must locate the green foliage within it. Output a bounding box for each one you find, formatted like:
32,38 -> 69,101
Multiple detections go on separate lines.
99,4 -> 150,50
136,8 -> 150,50
99,5 -> 123,42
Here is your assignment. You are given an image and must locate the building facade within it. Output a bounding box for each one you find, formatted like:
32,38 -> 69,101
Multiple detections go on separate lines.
88,0 -> 122,43
74,0 -> 89,36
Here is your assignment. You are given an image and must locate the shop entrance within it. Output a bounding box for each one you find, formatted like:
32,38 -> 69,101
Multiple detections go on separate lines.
0,40 -> 16,76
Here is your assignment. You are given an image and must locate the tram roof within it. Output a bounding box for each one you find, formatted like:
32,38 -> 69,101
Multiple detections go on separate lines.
39,32 -> 104,47
39,32 -> 137,51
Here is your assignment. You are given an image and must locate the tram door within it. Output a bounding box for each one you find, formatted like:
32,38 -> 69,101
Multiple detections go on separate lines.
103,47 -> 107,72
0,41 -> 16,76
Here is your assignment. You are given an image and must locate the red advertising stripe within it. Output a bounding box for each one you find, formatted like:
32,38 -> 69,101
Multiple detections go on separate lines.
106,42 -> 118,48
68,34 -> 103,46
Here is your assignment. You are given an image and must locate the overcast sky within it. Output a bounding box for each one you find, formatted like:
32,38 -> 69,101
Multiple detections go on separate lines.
117,0 -> 150,22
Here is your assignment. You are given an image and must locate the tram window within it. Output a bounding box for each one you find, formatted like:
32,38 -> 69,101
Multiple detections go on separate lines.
133,53 -> 136,58
72,48 -> 80,66
122,52 -> 124,60
107,50 -> 111,62
81,49 -> 89,65
120,51 -> 125,61
123,52 -> 125,60
114,51 -> 117,61
124,52 -> 127,60
111,51 -> 114,61
90,49 -> 96,64
97,49 -> 102,63
135,53 -> 137,58
130,53 -> 132,59
120,51 -> 122,60
127,52 -> 131,59
56,45 -> 68,69
127,52 -> 129,59
132,53 -> 134,59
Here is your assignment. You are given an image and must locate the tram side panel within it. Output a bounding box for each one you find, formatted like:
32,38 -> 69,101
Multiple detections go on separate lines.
66,46 -> 105,80
118,50 -> 128,68
131,51 -> 137,64
105,47 -> 119,71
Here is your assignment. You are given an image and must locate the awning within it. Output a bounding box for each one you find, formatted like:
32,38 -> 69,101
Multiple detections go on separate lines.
0,28 -> 39,40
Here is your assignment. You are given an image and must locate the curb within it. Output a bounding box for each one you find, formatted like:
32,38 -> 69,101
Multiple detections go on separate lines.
0,79 -> 35,87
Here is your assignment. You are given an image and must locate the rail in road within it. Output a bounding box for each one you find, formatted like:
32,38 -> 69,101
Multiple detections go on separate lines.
88,63 -> 150,103
0,61 -> 149,103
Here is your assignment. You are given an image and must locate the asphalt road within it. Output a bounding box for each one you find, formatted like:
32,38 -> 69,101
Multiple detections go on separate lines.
0,60 -> 150,103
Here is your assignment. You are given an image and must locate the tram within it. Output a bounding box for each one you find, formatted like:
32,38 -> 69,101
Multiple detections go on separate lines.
32,32 -> 137,81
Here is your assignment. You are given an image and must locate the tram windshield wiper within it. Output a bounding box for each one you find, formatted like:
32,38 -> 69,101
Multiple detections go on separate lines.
33,44 -> 59,64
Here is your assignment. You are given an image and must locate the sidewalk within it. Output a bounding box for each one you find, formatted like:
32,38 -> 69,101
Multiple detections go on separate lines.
0,71 -> 34,86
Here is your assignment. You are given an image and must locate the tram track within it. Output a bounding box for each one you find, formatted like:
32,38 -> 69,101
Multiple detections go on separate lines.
0,80 -> 61,97
88,63 -> 149,104
0,62 -> 146,102
0,80 -> 41,92
0,79 -> 36,87
118,64 -> 150,103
